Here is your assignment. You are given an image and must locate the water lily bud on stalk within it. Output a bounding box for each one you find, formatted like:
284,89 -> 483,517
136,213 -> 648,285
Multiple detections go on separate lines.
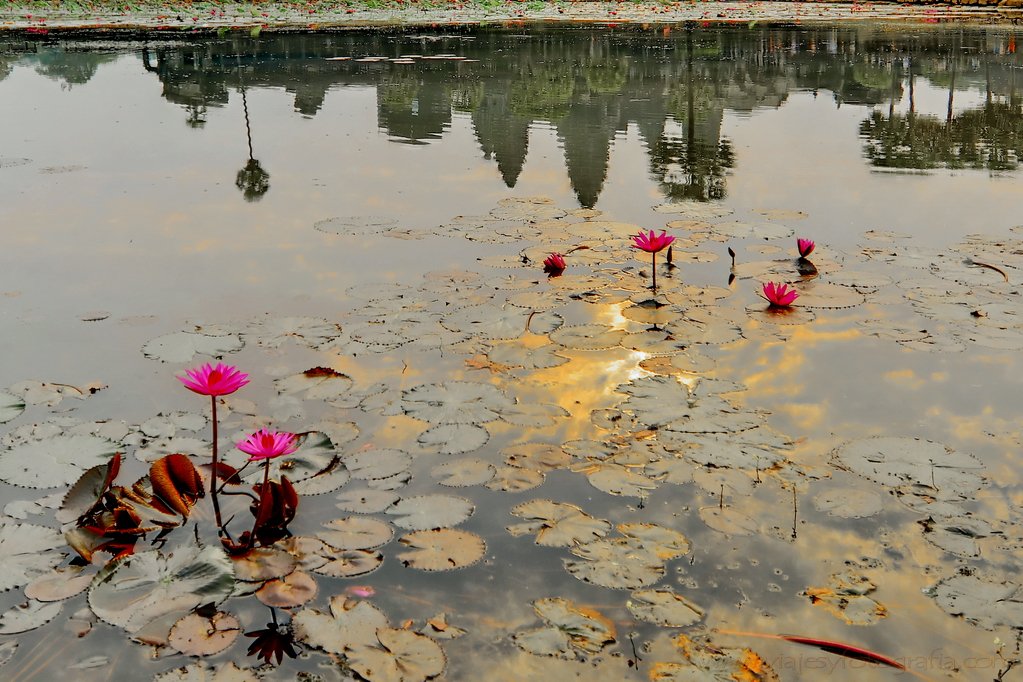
761,281 -> 799,307
797,238 -> 815,259
543,252 -> 567,275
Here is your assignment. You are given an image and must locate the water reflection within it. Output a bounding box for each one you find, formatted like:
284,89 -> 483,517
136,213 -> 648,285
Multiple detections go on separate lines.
5,25 -> 1019,207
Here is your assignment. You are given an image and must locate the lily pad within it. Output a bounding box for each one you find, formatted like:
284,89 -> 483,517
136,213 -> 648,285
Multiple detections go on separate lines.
650,633 -> 779,681
507,500 -> 612,547
168,611 -> 240,657
485,466 -> 545,492
834,437 -> 984,497
432,458 -> 495,487
88,545 -> 235,640
402,381 -> 512,425
293,596 -> 389,655
513,597 -> 616,659
345,448 -> 413,481
396,529 -> 486,571
417,423 -> 490,455
548,324 -> 626,351
246,316 -> 340,349
931,574 -> 1023,630
153,662 -> 258,682
627,590 -> 704,627
0,434 -> 119,489
0,599 -> 62,635
0,392 -> 25,424
142,331 -> 243,363
319,517 -> 394,551
347,628 -> 447,682
386,495 -> 474,531
337,489 -> 401,514
275,367 -> 354,402
255,570 -> 318,608
442,307 -> 563,340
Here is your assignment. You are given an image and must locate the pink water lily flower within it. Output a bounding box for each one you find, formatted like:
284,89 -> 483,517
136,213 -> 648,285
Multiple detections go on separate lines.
797,238 -> 815,258
237,429 -> 299,462
178,362 -> 249,396
632,229 -> 675,253
761,281 -> 799,307
543,252 -> 567,275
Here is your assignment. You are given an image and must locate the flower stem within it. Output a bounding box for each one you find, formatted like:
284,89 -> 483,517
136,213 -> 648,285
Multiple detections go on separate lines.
651,252 -> 657,293
247,460 -> 271,549
210,396 -> 226,537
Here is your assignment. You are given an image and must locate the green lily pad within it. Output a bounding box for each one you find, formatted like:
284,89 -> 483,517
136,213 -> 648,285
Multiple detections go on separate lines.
0,391 -> 25,424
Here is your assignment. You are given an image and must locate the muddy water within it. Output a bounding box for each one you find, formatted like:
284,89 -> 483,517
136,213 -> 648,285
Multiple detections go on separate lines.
1,24 -> 1022,681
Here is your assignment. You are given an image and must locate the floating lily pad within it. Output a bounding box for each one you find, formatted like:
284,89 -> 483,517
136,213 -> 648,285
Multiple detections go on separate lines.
931,574 -> 1023,630
337,489 -> 401,514
344,449 -> 413,481
386,495 -> 474,531
513,597 -> 616,659
507,500 -> 611,547
7,380 -> 95,407
485,466 -> 545,492
314,215 -> 398,236
812,488 -> 884,519
312,549 -> 384,578
488,343 -> 569,370
650,633 -> 779,681
442,307 -> 563,340
804,572 -> 886,625
142,331 -> 243,363
168,611 -> 240,657
652,202 -> 734,219
319,517 -> 394,551
417,423 -> 490,455
246,316 -> 340,349
88,546 -> 235,640
548,324 -> 626,351
25,565 -> 93,602
229,547 -> 297,583
397,529 -> 486,571
0,599 -> 62,635
585,464 -> 658,498
565,538 -> 666,590
347,628 -> 447,682
627,590 -> 704,627
256,570 -> 318,608
0,392 -> 25,424
504,444 -> 571,472
432,458 -> 495,487
293,596 -> 389,655
402,381 -> 512,425
0,434 -> 119,488
834,437 -> 983,497
275,367 -> 354,402
153,662 -> 258,682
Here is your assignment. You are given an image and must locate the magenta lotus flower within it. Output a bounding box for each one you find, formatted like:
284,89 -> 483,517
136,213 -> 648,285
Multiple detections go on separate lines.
632,229 -> 676,293
237,429 -> 299,462
178,363 -> 249,396
543,252 -> 566,275
632,229 -> 675,253
761,281 -> 799,307
797,238 -> 815,259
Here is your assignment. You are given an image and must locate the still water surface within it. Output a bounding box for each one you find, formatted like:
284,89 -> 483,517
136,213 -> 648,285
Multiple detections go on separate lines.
1,24 -> 1023,681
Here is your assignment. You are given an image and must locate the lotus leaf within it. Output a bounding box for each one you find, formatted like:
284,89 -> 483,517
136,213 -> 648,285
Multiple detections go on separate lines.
396,529 -> 486,571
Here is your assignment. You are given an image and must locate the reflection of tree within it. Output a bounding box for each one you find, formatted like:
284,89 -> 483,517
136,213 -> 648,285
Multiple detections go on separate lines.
28,47 -> 117,87
236,88 -> 270,202
508,64 -> 575,122
861,57 -> 1023,172
377,74 -> 452,143
651,29 -> 734,202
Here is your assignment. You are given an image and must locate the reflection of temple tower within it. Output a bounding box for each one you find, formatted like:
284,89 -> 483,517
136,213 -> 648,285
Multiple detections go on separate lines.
556,96 -> 620,208
472,90 -> 530,187
377,77 -> 452,143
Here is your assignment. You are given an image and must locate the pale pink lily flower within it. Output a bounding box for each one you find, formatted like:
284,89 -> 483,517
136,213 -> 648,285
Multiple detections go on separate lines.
237,429 -> 299,462
178,362 -> 249,397
761,281 -> 799,307
797,238 -> 815,258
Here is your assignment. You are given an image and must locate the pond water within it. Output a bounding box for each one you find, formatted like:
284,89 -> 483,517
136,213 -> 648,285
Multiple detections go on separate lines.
1,22 -> 1023,681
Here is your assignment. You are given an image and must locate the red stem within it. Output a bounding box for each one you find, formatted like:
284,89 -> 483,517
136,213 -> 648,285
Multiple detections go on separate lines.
210,396 -> 226,537
651,251 -> 657,293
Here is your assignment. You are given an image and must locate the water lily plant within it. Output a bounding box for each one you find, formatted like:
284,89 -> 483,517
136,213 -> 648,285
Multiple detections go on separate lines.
797,238 -> 815,259
543,252 -> 567,276
632,229 -> 675,293
178,362 -> 249,539
761,281 -> 799,308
